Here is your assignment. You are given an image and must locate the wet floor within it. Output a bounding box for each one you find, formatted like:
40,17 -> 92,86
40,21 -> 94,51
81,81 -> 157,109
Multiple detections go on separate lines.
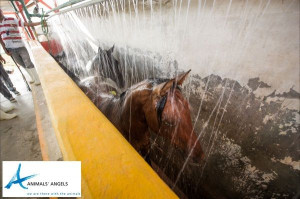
0,54 -> 62,199
0,54 -> 42,159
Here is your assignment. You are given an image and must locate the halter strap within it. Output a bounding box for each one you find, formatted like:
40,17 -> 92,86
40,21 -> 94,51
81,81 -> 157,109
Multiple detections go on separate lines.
156,94 -> 168,126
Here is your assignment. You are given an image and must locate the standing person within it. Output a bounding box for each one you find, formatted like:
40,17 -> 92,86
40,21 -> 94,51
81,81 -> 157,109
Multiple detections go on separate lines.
0,54 -> 20,95
0,54 -> 16,102
0,8 -> 43,85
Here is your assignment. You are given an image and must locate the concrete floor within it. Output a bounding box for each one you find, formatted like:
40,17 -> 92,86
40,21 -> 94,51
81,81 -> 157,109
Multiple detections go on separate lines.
0,54 -> 62,198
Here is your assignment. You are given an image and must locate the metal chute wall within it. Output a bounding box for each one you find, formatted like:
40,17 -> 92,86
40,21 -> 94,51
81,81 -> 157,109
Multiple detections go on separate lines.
46,0 -> 300,198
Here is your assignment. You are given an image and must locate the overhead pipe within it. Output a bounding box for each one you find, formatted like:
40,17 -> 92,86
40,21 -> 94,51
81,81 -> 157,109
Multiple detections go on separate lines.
47,0 -> 107,19
45,0 -> 86,15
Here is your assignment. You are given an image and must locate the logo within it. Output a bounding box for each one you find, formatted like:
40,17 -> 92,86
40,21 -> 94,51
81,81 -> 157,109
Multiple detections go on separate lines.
3,161 -> 81,197
5,163 -> 37,190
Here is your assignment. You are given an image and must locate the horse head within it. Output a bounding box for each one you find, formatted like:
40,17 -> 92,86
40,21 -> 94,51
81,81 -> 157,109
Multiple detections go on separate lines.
80,68 -> 204,163
87,45 -> 124,88
143,70 -> 204,163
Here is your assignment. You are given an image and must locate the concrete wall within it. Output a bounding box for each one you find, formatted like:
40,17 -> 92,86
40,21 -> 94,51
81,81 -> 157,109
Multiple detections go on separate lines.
48,0 -> 299,198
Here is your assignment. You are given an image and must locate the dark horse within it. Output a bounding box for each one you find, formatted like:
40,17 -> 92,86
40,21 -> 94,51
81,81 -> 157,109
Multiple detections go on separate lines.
80,70 -> 205,164
86,45 -> 125,89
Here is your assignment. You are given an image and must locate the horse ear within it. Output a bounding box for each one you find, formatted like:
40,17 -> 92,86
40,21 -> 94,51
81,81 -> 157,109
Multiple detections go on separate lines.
176,69 -> 191,85
155,70 -> 191,96
158,80 -> 174,96
109,45 -> 115,54
98,47 -> 103,54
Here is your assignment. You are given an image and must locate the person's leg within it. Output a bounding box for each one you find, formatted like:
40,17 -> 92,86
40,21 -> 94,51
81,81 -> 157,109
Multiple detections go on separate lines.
0,63 -> 14,90
7,48 -> 26,67
18,47 -> 34,68
0,79 -> 16,102
18,47 -> 40,85
8,48 -> 34,84
0,63 -> 19,95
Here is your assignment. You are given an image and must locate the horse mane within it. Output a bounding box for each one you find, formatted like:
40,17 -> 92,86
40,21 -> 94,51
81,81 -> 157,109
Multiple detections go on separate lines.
118,78 -> 169,99
149,78 -> 170,86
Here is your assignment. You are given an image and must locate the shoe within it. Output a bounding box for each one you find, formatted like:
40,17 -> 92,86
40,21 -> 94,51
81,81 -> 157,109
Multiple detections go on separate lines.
25,68 -> 40,85
13,90 -> 20,95
9,97 -> 16,103
5,69 -> 14,74
0,110 -> 17,120
0,104 -> 15,112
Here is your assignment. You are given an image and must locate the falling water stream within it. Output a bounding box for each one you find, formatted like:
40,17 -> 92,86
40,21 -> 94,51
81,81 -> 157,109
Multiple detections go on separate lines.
45,0 -> 299,198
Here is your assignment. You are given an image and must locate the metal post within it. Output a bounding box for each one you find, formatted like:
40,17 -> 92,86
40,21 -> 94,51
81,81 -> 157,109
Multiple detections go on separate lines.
10,0 -> 40,40
53,0 -> 58,13
9,1 -> 33,40
10,0 -> 32,21
38,0 -> 53,10
15,1 -> 36,40
9,0 -> 19,13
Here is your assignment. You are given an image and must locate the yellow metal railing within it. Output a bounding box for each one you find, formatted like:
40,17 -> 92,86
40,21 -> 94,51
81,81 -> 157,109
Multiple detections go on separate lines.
30,41 -> 178,199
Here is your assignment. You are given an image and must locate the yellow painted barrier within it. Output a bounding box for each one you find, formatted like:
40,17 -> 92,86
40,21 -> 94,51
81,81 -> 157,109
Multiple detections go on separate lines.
29,41 -> 178,199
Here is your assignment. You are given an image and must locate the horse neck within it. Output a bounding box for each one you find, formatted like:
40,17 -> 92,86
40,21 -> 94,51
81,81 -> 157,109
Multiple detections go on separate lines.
118,85 -> 152,139
92,88 -> 148,132
84,80 -> 152,142
95,93 -> 123,126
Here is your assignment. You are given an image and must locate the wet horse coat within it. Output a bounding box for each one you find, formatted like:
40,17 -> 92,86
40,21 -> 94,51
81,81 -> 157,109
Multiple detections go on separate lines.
80,70 -> 204,163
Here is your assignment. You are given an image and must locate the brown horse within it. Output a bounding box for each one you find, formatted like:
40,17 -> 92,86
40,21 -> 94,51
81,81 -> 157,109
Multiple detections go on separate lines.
80,70 -> 204,164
